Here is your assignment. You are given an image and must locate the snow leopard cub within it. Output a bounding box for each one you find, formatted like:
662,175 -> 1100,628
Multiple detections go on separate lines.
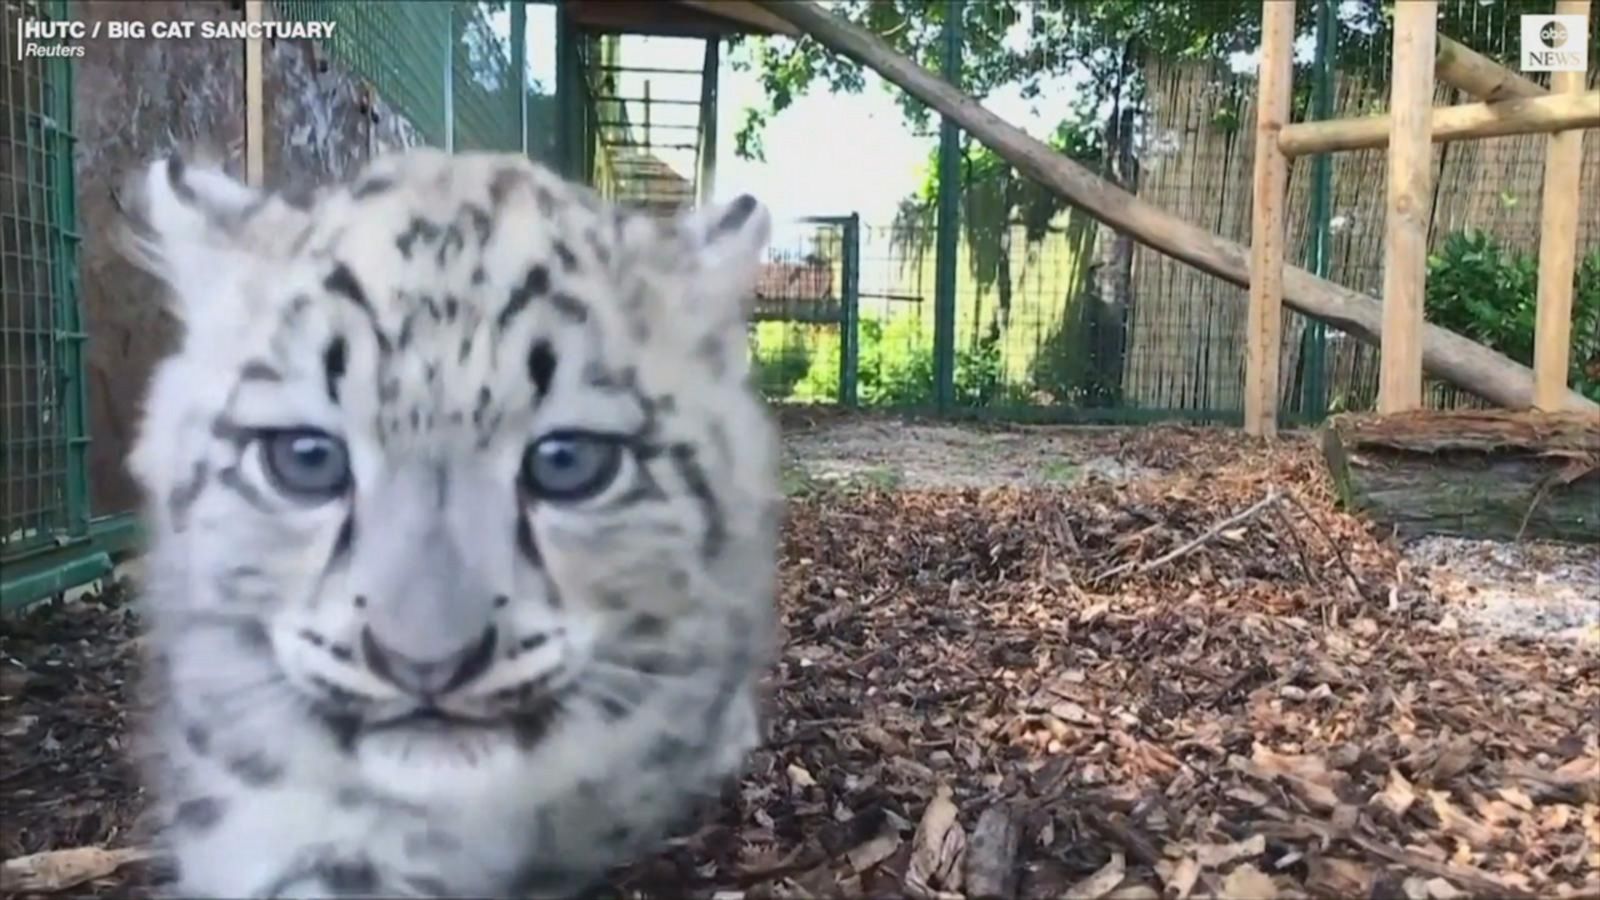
115,147 -> 781,898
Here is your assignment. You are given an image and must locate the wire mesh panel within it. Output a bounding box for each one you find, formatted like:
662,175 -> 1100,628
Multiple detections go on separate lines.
749,217 -> 858,406
273,1 -> 555,157
1,0 -> 88,563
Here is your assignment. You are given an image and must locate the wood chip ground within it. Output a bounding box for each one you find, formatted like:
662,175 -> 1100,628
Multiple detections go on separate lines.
3,418 -> 1595,900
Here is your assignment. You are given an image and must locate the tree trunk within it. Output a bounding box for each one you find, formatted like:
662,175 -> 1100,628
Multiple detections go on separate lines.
1321,409 -> 1600,543
756,0 -> 1600,416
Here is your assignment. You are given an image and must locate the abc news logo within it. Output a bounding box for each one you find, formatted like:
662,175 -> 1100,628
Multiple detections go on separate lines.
1521,14 -> 1589,72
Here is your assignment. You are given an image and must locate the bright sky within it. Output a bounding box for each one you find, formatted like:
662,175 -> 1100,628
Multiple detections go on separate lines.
515,5 -> 1088,228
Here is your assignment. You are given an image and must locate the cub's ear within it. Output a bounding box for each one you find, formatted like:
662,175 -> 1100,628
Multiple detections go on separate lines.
112,154 -> 311,323
680,193 -> 772,319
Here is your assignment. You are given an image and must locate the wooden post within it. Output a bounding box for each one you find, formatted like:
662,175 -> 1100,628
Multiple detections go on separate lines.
1533,0 -> 1592,412
1434,33 -> 1547,102
1246,0 -> 1296,438
1378,1 -> 1437,415
244,1 -> 264,187
1277,91 -> 1597,156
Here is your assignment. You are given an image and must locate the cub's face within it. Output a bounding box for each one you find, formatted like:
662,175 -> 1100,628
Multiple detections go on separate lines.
121,149 -> 781,768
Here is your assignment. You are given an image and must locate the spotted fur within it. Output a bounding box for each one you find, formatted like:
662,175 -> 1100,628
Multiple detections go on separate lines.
117,147 -> 781,898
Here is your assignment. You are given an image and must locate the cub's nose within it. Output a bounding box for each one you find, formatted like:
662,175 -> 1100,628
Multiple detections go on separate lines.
360,625 -> 497,696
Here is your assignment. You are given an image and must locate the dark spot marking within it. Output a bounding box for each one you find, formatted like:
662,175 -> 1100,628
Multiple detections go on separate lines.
281,183 -> 317,210
511,699 -> 564,750
332,515 -> 354,559
404,829 -> 462,856
595,695 -> 632,722
497,264 -> 550,332
397,312 -> 417,350
324,263 -> 371,314
471,266 -> 486,285
165,156 -> 196,202
322,336 -> 347,404
237,619 -> 272,650
623,613 -> 668,640
316,858 -> 378,892
670,444 -> 725,560
490,167 -> 527,206
586,228 -> 612,266
696,333 -> 727,377
174,796 -> 224,831
425,363 -> 438,383
217,467 -> 272,513
226,751 -> 285,787
409,408 -> 421,432
444,296 -> 460,320
351,175 -> 394,199
434,222 -> 464,267
598,591 -> 630,611
329,643 -> 353,662
166,461 -> 209,530
298,629 -> 325,647
515,515 -> 542,567
472,386 -> 493,426
465,204 -> 493,245
404,876 -> 452,895
379,377 -> 400,403
183,723 -> 211,756
519,633 -> 548,652
714,194 -> 759,237
210,415 -> 251,447
353,595 -> 367,608
528,340 -> 557,398
646,736 -> 691,767
395,218 -> 441,259
458,335 -> 473,363
239,360 -> 282,383
317,709 -> 362,753
449,411 -> 465,425
550,291 -> 589,323
533,186 -> 556,215
494,594 -> 509,609
552,240 -> 578,272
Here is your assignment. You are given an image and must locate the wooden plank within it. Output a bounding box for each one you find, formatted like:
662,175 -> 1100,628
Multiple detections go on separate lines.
1434,33 -> 1547,102
1277,90 -> 1598,156
678,0 -> 800,36
1246,0 -> 1295,439
568,0 -> 797,38
244,1 -> 264,188
1378,1 -> 1436,415
751,0 -> 1600,415
1533,0 -> 1592,411
1321,410 -> 1600,543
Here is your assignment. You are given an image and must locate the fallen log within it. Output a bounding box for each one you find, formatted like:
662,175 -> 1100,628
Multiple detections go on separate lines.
1320,410 -> 1600,543
755,1 -> 1600,416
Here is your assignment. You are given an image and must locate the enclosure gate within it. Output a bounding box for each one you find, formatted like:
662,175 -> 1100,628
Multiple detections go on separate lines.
1,0 -> 108,611
750,214 -> 861,407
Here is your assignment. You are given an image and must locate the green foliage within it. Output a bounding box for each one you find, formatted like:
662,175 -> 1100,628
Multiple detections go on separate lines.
753,326 -> 815,399
1425,231 -> 1600,403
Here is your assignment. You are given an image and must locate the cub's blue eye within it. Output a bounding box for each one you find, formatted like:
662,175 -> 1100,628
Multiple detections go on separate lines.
521,432 -> 624,502
261,430 -> 351,498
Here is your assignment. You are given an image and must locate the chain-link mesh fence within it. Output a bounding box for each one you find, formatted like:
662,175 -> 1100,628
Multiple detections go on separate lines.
2,0 -> 97,607
273,0 -> 558,162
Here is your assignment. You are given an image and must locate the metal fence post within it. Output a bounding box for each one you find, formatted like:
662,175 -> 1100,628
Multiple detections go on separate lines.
512,1 -> 527,155
443,3 -> 455,152
840,213 -> 861,407
1299,0 -> 1336,423
932,0 -> 962,412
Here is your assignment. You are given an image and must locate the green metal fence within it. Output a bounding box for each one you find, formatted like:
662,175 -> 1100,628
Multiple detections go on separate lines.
274,0 -> 559,162
1,0 -> 109,610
